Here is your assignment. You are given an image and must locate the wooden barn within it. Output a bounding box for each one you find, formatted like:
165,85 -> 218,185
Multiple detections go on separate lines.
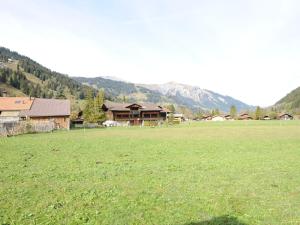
102,101 -> 169,126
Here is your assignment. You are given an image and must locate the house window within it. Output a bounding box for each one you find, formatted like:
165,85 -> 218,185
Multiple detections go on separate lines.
143,114 -> 150,118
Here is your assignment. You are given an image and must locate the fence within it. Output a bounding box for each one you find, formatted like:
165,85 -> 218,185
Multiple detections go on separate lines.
0,120 -> 55,137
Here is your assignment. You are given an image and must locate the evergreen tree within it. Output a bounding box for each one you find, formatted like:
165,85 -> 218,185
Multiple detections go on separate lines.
230,105 -> 237,118
83,90 -> 95,123
94,89 -> 106,123
255,106 -> 262,120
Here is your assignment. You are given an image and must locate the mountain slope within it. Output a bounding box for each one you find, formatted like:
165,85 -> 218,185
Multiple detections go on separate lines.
275,86 -> 300,112
73,77 -> 170,104
74,77 -> 253,112
0,47 -> 94,100
140,82 -> 252,112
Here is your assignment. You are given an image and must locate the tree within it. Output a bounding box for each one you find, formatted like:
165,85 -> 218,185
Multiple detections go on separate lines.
83,90 -> 95,123
94,89 -> 106,123
255,106 -> 262,120
230,105 -> 237,118
83,89 -> 106,124
166,104 -> 176,113
122,95 -> 127,103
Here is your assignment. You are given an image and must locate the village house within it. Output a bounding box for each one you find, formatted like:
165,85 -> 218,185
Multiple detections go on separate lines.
102,101 -> 170,126
201,115 -> 213,121
224,114 -> 234,120
278,113 -> 293,120
172,113 -> 185,123
238,113 -> 253,120
0,97 -> 70,129
263,115 -> 271,120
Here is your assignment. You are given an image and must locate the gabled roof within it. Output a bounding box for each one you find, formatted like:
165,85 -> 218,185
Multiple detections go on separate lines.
103,101 -> 130,111
20,98 -> 70,117
278,113 -> 293,117
0,97 -> 34,111
125,103 -> 143,109
103,101 -> 166,112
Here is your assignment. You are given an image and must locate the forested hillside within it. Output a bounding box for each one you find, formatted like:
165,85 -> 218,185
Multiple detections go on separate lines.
74,76 -> 169,104
275,86 -> 300,113
0,47 -> 93,99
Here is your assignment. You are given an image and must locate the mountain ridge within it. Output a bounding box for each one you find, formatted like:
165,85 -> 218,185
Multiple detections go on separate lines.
73,76 -> 253,112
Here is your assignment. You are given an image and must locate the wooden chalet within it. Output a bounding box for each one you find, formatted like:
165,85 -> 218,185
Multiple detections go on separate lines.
102,101 -> 169,126
201,115 -> 212,121
238,113 -> 253,120
278,113 -> 293,120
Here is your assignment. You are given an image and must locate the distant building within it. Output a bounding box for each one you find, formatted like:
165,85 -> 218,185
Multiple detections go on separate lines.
0,97 -> 70,129
102,101 -> 169,126
278,113 -> 293,120
224,114 -> 234,120
238,113 -> 253,120
202,115 -> 212,121
172,113 -> 185,123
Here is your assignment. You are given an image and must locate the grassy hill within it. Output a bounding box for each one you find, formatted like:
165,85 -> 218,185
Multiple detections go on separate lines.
275,86 -> 300,113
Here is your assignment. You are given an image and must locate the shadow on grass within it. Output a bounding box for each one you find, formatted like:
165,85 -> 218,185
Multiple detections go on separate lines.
185,215 -> 247,225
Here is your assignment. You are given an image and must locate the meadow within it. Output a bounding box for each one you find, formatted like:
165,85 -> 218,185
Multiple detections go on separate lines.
1,121 -> 300,225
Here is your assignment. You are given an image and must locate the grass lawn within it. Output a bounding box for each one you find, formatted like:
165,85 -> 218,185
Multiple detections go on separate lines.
1,121 -> 300,225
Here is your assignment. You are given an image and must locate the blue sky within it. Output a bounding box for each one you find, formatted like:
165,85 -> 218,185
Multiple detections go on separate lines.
1,0 -> 300,106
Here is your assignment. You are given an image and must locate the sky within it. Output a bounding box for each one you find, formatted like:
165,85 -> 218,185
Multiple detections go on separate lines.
1,0 -> 300,106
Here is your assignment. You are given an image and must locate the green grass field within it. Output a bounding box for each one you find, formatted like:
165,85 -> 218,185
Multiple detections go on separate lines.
1,121 -> 300,225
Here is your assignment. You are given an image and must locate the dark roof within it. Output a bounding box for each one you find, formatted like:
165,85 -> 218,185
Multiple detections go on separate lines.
103,101 -> 130,111
103,101 -> 165,112
20,98 -> 70,117
278,113 -> 293,117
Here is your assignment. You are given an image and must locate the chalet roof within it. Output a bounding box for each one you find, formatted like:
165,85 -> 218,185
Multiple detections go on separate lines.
103,101 -> 166,112
103,101 -> 131,111
278,113 -> 293,117
20,98 -> 70,117
0,97 -> 34,111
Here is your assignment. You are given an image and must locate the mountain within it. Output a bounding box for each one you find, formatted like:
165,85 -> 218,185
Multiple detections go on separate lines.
73,77 -> 253,112
0,47 -> 94,100
73,76 -> 170,104
140,82 -> 252,112
275,86 -> 300,113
